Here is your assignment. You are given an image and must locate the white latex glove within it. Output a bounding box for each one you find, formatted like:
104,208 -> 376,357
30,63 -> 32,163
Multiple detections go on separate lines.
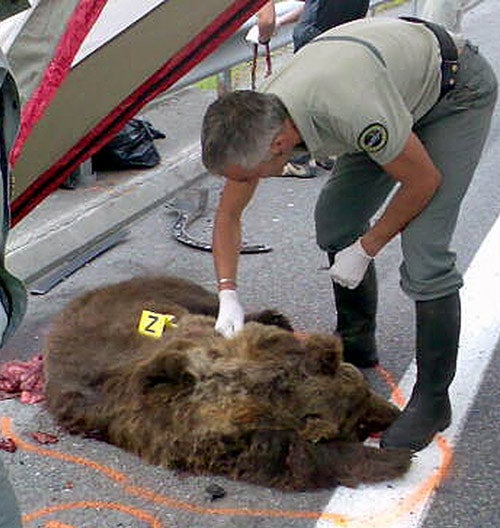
215,289 -> 244,338
245,25 -> 262,45
328,238 -> 373,289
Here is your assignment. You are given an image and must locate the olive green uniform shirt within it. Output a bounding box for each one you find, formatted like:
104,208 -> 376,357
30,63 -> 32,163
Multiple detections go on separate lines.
264,17 -> 442,165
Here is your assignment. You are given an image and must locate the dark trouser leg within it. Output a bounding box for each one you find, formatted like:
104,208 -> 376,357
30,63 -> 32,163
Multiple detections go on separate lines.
315,150 -> 394,370
381,46 -> 495,451
381,292 -> 460,451
316,153 -> 394,371
328,253 -> 379,368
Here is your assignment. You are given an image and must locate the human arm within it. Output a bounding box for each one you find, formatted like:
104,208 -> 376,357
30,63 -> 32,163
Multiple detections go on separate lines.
247,1 -> 305,44
329,132 -> 442,287
255,1 -> 277,44
213,178 -> 259,335
361,131 -> 442,255
275,2 -> 305,28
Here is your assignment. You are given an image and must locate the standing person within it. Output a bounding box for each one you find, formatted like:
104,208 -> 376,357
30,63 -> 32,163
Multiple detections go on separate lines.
250,0 -> 370,51
200,16 -> 498,451
292,0 -> 370,52
0,25 -> 28,528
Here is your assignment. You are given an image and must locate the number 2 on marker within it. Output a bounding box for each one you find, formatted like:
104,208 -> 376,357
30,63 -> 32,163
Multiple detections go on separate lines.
138,310 -> 166,338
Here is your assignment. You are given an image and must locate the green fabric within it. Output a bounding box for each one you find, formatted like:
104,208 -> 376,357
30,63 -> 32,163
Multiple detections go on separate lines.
0,50 -> 27,346
6,0 -> 80,103
264,17 -> 441,165
0,49 -> 27,523
315,43 -> 498,301
0,267 -> 26,345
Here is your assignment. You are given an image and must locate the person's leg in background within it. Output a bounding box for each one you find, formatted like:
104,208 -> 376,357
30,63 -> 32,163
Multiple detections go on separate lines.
315,153 -> 396,368
381,42 -> 498,450
420,0 -> 465,35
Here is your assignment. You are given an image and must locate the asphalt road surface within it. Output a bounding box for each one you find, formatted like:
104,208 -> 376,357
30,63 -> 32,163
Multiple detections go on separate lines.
1,1 -> 499,527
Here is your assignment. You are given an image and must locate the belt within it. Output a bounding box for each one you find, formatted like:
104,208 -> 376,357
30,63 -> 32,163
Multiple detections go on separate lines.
401,17 -> 459,100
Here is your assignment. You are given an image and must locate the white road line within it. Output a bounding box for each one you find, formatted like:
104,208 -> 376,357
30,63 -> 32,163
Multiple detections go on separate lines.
316,213 -> 500,528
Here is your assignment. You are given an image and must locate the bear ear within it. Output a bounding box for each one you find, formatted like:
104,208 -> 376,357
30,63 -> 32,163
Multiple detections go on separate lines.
234,323 -> 303,363
302,333 -> 343,376
245,309 -> 294,332
132,340 -> 196,394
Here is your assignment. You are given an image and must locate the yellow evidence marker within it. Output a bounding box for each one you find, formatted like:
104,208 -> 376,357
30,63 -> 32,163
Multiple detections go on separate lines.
138,310 -> 177,339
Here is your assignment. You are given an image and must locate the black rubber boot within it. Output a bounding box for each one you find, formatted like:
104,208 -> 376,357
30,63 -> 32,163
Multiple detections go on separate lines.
328,254 -> 379,368
380,292 -> 461,451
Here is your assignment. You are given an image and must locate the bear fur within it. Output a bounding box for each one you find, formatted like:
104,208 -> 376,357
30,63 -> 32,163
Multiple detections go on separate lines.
43,276 -> 411,491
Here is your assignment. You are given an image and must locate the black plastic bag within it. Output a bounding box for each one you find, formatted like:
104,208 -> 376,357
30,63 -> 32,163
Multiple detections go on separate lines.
92,118 -> 166,171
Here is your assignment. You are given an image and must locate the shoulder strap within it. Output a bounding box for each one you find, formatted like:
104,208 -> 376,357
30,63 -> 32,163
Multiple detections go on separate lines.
308,35 -> 387,67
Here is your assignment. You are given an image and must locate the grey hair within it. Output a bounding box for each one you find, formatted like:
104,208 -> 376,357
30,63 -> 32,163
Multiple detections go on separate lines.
201,90 -> 289,173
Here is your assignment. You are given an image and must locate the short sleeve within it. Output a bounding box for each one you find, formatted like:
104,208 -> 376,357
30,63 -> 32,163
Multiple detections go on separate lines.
334,73 -> 413,165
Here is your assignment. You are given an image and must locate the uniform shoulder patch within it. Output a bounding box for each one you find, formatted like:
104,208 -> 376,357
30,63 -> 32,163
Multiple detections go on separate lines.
357,123 -> 388,153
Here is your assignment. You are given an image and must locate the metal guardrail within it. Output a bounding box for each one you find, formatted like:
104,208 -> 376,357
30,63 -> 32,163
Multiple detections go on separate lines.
370,0 -> 417,14
170,1 -> 301,92
169,0 -> 418,93
170,0 -> 486,93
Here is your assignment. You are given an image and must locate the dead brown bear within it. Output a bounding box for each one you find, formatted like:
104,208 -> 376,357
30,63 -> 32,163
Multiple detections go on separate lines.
43,276 -> 411,491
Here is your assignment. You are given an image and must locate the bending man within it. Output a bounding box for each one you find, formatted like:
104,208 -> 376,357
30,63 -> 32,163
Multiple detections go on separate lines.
201,16 -> 498,451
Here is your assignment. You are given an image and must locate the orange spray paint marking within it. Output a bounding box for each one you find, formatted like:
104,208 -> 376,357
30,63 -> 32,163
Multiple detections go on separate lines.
127,484 -> 349,524
0,416 -> 348,526
340,434 -> 454,528
330,367 -> 455,528
1,417 -> 128,485
2,358 -> 453,528
375,365 -> 406,408
24,501 -> 164,527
